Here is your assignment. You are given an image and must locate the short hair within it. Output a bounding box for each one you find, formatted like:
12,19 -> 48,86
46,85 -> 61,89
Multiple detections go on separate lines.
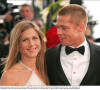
57,4 -> 88,27
21,4 -> 34,12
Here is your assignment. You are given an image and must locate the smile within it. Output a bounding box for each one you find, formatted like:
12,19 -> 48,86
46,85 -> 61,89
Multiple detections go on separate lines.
27,47 -> 37,52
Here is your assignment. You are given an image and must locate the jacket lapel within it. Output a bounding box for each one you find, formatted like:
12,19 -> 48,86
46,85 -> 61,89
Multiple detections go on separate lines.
80,42 -> 96,85
54,44 -> 70,85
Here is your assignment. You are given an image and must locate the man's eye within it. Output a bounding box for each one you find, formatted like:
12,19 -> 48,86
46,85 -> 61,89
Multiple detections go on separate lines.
62,27 -> 67,30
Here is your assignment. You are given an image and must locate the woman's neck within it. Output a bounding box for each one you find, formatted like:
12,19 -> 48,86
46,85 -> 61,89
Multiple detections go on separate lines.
21,57 -> 36,70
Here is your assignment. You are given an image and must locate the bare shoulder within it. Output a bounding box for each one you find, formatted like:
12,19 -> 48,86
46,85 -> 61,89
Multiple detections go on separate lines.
0,62 -> 32,86
0,62 -> 22,85
0,70 -> 18,85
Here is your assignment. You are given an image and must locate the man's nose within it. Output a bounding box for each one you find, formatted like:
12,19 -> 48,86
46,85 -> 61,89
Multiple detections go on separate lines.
57,28 -> 62,35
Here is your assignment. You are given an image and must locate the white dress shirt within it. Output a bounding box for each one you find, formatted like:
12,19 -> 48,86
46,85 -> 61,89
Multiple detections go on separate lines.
60,39 -> 90,85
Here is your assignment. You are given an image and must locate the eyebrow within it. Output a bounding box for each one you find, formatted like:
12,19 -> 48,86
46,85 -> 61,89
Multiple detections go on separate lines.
56,25 -> 68,27
21,35 -> 39,39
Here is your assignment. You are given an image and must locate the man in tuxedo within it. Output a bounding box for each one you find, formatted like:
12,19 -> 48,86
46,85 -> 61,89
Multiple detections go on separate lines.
45,4 -> 100,85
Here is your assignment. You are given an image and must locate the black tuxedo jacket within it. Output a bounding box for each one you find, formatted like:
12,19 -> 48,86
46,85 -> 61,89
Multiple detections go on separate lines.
45,41 -> 100,85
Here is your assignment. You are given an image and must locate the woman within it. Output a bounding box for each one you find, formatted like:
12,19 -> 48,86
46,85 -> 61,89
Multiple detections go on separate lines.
0,21 -> 49,85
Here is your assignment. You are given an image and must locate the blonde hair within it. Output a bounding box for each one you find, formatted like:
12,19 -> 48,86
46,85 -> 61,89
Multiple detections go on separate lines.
3,20 -> 49,85
58,4 -> 88,28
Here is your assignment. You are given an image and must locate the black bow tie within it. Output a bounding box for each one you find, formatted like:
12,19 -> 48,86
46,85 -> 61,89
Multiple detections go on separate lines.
65,46 -> 85,55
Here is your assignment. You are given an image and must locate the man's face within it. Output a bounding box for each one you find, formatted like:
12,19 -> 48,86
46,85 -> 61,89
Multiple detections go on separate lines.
20,6 -> 34,21
57,15 -> 82,47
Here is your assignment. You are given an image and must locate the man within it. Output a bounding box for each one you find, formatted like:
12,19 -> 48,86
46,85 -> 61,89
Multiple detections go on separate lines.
46,4 -> 100,85
14,4 -> 34,24
20,4 -> 34,21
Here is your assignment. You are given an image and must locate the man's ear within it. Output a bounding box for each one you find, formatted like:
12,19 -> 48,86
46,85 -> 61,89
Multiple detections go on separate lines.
78,24 -> 85,32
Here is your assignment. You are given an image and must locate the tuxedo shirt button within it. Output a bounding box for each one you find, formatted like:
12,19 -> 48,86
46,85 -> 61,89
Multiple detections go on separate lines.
74,58 -> 77,60
73,72 -> 76,74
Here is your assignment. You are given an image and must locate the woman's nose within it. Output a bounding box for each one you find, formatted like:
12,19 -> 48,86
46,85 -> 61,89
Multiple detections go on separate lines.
29,39 -> 34,46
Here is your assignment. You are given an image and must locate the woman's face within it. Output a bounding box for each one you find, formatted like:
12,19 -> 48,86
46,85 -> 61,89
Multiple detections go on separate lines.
20,28 -> 41,59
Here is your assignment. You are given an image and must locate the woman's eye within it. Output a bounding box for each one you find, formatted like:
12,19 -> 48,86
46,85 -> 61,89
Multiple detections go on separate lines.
33,37 -> 38,40
23,39 -> 28,42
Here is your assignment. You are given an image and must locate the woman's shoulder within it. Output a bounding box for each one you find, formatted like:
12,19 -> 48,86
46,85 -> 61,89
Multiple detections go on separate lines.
0,70 -> 18,85
0,62 -> 26,85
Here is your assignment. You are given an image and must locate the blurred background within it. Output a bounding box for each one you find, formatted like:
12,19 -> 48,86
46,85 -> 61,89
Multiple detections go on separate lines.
0,0 -> 100,37
3,0 -> 100,38
84,0 -> 100,39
